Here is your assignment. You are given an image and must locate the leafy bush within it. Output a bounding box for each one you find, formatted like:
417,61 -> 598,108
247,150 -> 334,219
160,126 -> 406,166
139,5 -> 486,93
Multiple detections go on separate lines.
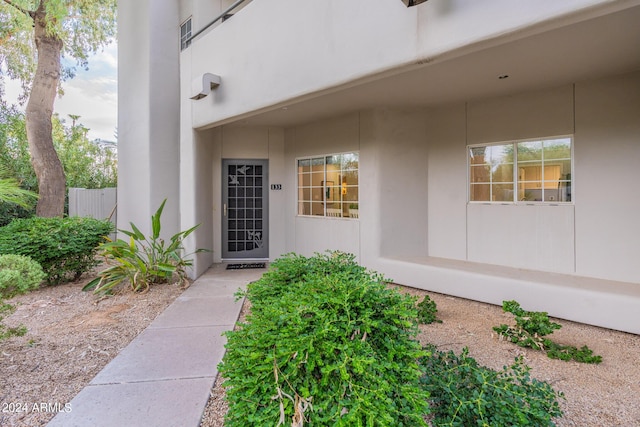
417,295 -> 441,324
84,199 -> 205,294
0,202 -> 34,227
0,163 -> 38,227
0,254 -> 43,341
0,254 -> 45,298
421,345 -> 565,427
0,216 -> 113,284
219,252 -> 430,426
493,300 -> 602,364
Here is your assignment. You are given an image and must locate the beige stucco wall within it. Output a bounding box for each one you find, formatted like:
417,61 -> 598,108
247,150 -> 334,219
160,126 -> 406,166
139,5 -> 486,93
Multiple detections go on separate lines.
273,72 -> 639,333
574,72 -> 640,283
276,73 -> 639,284
118,0 -> 181,239
426,104 -> 467,260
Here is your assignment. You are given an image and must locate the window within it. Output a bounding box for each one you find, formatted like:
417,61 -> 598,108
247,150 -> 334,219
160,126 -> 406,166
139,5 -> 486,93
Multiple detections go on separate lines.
297,152 -> 359,218
180,18 -> 192,51
469,137 -> 572,203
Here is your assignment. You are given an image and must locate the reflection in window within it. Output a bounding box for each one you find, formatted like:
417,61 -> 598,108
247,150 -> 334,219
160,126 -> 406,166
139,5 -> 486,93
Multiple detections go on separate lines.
469,137 -> 572,203
297,152 -> 359,218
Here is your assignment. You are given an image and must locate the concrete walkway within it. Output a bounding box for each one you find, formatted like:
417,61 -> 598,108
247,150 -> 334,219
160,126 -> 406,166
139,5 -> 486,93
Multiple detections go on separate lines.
48,264 -> 266,427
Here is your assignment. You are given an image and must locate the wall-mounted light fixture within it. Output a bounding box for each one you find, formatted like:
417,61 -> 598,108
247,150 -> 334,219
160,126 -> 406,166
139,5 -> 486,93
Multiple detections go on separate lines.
190,73 -> 221,100
401,0 -> 428,6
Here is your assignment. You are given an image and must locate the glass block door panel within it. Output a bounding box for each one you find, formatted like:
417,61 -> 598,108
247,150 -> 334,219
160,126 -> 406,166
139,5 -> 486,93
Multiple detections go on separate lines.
222,159 -> 269,259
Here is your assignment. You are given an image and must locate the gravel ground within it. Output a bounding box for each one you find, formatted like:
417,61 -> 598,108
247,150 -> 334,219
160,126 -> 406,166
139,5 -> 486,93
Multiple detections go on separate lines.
0,275 -> 184,427
201,286 -> 640,427
1,275 -> 638,427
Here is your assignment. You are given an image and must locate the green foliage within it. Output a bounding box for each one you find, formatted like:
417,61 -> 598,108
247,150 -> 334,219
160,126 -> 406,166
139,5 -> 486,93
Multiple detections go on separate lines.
0,170 -> 38,212
544,341 -> 602,364
493,300 -> 602,364
0,103 -> 35,188
0,254 -> 45,298
84,199 -> 205,295
420,345 -> 564,427
493,300 -> 561,350
417,295 -> 441,324
0,202 -> 34,228
0,103 -> 38,225
0,105 -> 118,190
53,115 -> 118,189
0,0 -> 116,97
0,102 -> 117,224
0,254 -> 44,341
219,252 -> 430,426
0,216 -> 113,284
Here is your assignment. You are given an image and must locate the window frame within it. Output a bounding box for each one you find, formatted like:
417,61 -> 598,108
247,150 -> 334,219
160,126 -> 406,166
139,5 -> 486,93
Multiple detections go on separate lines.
180,18 -> 192,51
467,135 -> 574,205
296,151 -> 359,219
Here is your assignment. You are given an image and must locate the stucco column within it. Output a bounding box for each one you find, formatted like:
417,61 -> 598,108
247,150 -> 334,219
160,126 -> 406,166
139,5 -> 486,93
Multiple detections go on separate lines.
117,0 -> 180,238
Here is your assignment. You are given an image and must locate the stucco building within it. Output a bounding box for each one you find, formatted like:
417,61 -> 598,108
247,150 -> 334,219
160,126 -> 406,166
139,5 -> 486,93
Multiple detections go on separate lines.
118,0 -> 640,334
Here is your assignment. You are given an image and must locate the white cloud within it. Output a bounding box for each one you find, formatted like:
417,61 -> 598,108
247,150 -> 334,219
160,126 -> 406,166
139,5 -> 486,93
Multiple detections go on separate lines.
2,43 -> 118,142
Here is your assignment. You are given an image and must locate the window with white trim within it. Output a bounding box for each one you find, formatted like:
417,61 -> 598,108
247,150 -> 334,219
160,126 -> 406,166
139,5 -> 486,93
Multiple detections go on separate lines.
297,152 -> 359,218
469,137 -> 572,203
180,18 -> 192,51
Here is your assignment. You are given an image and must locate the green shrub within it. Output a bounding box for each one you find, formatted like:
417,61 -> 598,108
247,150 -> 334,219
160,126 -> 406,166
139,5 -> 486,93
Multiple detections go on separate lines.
219,252 -> 430,426
84,199 -> 205,294
0,254 -> 44,341
420,344 -> 564,427
0,216 -> 113,284
0,202 -> 34,227
493,300 -> 602,364
417,295 -> 441,324
0,254 -> 45,298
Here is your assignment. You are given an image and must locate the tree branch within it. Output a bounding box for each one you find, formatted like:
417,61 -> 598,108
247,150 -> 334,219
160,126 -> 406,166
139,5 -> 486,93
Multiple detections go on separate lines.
2,0 -> 35,19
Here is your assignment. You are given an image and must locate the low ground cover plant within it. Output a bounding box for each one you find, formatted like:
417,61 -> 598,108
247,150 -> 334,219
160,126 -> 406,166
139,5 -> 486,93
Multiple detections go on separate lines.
416,295 -> 441,324
219,252 -> 430,426
0,254 -> 45,340
85,199 -> 206,294
493,300 -> 602,364
421,344 -> 565,426
0,217 -> 113,284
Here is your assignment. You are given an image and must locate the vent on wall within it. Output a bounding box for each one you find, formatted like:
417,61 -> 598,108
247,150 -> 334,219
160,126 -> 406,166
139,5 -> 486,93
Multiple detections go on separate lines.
401,0 -> 428,6
190,73 -> 221,100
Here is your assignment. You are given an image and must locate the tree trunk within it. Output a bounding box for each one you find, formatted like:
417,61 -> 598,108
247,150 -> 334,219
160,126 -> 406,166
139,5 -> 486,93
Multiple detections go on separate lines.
25,2 -> 66,217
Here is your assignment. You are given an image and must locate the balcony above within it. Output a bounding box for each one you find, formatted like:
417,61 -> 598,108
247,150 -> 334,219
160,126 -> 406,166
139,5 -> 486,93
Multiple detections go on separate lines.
182,0 -> 640,129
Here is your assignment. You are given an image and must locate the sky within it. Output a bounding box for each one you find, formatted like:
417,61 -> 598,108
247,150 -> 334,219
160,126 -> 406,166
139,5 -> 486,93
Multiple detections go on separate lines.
4,43 -> 118,143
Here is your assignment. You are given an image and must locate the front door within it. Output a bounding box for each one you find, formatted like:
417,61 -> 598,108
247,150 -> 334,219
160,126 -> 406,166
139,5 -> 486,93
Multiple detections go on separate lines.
222,159 -> 269,260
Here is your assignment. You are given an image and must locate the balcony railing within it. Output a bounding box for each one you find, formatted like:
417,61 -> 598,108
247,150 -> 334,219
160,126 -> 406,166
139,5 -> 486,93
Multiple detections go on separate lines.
184,0 -> 252,46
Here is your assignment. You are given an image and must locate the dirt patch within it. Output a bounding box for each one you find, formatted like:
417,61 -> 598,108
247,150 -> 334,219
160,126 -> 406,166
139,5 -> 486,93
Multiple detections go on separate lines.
0,275 -> 184,427
200,287 -> 640,427
69,303 -> 132,328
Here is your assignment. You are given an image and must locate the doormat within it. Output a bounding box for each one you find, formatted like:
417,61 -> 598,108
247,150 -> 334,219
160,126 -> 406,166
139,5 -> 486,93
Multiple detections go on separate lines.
226,263 -> 266,270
